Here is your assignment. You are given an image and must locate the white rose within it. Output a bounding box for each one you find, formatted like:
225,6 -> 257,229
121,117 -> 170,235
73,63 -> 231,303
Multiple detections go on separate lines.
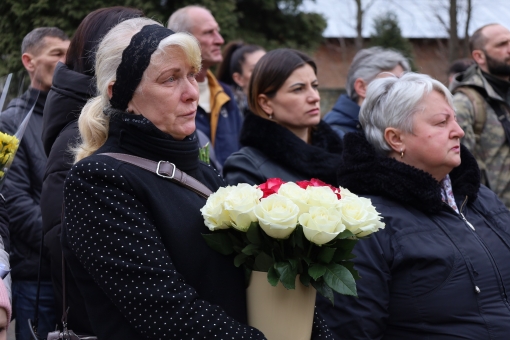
306,186 -> 340,209
338,195 -> 385,237
254,194 -> 299,239
356,201 -> 385,237
277,182 -> 310,214
200,186 -> 234,231
299,206 -> 345,245
338,186 -> 357,199
224,183 -> 263,232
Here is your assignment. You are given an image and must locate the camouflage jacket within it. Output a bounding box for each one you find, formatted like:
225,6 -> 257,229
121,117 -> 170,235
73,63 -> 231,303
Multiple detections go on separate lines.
450,64 -> 510,207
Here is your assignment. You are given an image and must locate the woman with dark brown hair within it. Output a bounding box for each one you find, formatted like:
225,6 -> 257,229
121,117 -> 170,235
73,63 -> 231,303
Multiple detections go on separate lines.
40,6 -> 144,334
223,48 -> 343,186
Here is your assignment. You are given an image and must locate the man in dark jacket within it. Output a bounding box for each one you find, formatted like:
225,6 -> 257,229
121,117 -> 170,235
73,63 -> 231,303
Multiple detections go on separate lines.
1,27 -> 68,339
323,47 -> 409,139
168,5 -> 242,168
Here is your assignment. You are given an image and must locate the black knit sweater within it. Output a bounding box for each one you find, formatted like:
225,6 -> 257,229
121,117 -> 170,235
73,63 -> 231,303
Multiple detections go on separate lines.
62,112 -> 264,339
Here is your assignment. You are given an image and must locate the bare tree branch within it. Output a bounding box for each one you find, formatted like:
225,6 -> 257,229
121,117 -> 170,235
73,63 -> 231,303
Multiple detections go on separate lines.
355,0 -> 364,51
449,0 -> 460,61
435,12 -> 449,32
463,0 -> 472,57
429,0 -> 450,34
338,37 -> 348,63
353,0 -> 379,51
364,0 -> 378,11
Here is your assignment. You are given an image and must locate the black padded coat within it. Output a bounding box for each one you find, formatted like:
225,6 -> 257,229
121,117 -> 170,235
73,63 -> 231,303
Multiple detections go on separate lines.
62,111 -> 265,339
40,62 -> 95,333
223,113 -> 343,186
317,132 -> 510,340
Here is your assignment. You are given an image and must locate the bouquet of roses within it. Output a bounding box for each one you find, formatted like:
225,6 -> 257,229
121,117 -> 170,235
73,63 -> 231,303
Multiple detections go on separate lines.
201,178 -> 385,303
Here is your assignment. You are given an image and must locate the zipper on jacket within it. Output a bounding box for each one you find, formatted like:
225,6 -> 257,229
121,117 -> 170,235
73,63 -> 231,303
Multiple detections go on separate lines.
460,213 -> 475,230
459,196 -> 510,304
459,196 -> 475,230
440,199 -> 480,294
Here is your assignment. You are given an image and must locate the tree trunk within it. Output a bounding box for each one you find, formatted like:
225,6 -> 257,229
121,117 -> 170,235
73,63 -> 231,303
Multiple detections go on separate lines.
449,0 -> 459,62
338,37 -> 348,63
463,0 -> 472,57
355,0 -> 364,51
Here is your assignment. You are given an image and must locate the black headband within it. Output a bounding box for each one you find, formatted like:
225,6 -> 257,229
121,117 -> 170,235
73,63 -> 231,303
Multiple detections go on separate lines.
110,24 -> 175,111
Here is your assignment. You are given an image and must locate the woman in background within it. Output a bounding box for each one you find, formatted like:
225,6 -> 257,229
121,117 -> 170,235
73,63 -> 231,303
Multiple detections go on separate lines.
216,41 -> 265,116
317,72 -> 510,339
40,6 -> 144,334
223,48 -> 342,186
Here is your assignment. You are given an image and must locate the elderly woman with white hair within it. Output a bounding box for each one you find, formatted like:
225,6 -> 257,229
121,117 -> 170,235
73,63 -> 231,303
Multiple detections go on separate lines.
317,72 -> 510,339
62,16 -> 333,340
61,17 -> 267,339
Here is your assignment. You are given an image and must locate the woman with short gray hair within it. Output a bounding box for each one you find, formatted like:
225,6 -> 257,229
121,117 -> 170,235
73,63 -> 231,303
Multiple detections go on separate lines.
360,72 -> 453,156
317,72 -> 510,339
324,46 -> 410,139
346,47 -> 411,104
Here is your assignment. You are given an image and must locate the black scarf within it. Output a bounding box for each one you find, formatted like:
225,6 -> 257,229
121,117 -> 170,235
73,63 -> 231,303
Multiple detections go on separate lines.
106,108 -> 200,173
339,132 -> 481,214
239,113 -> 343,185
482,70 -> 510,104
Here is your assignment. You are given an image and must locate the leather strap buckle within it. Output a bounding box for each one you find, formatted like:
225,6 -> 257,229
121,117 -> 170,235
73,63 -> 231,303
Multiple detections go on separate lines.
156,161 -> 176,179
100,152 -> 212,198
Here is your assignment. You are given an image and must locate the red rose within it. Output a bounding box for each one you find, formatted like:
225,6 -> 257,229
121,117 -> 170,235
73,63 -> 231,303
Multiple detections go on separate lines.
330,187 -> 342,200
309,178 -> 329,187
258,178 -> 286,198
306,178 -> 342,200
296,180 -> 311,189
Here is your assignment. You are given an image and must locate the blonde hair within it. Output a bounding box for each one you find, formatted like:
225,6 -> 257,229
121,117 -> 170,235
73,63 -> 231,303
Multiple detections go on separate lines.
74,17 -> 201,162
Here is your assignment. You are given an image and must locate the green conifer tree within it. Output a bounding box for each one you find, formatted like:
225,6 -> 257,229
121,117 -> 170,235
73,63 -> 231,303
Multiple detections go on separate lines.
370,11 -> 416,70
0,0 -> 326,75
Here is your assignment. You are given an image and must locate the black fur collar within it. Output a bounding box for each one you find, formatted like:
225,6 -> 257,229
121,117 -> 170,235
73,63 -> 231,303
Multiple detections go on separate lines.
339,132 -> 481,214
240,113 -> 343,186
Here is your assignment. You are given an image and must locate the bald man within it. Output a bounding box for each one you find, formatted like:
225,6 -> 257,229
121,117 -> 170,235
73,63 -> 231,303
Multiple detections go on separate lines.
168,6 -> 242,169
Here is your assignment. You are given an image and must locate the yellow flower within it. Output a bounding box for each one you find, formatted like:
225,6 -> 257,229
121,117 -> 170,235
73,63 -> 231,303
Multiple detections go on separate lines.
2,153 -> 12,164
0,132 -> 19,167
0,132 -> 17,144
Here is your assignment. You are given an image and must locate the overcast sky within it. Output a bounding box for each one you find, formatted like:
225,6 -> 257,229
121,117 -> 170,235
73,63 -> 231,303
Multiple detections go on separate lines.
300,0 -> 510,38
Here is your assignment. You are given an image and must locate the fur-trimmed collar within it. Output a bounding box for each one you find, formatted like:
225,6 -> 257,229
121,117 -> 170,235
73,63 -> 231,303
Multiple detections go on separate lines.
339,132 -> 481,214
240,113 -> 343,185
